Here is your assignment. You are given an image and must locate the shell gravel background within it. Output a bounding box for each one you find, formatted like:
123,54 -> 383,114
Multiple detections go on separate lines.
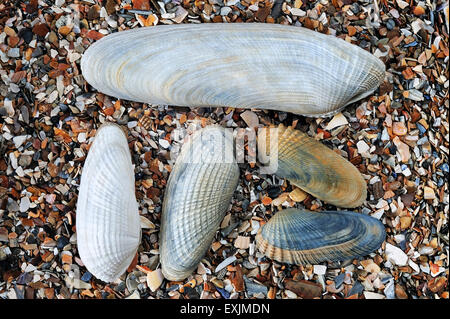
0,0 -> 448,299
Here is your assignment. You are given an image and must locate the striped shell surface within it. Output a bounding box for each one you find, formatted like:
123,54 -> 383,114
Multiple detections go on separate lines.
80,23 -> 385,117
256,209 -> 386,265
258,124 -> 367,207
76,123 -> 141,282
160,126 -> 239,281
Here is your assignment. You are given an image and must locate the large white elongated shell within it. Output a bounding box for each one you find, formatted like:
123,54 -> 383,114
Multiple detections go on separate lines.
76,123 -> 141,282
80,23 -> 385,117
160,126 -> 239,281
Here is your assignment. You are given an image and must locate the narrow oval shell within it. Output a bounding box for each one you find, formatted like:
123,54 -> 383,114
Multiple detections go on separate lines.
160,126 -> 239,281
258,124 -> 367,207
76,123 -> 141,282
80,23 -> 385,117
256,209 -> 385,264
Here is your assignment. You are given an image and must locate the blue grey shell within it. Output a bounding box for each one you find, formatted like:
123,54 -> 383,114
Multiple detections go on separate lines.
159,126 -> 239,281
256,209 -> 385,264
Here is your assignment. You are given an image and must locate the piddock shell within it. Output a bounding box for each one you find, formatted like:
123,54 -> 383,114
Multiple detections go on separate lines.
160,125 -> 239,281
76,123 -> 141,282
81,23 -> 385,117
256,209 -> 385,264
258,124 -> 367,207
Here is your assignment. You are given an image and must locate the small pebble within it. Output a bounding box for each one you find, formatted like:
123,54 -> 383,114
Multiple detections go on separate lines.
19,197 -> 30,213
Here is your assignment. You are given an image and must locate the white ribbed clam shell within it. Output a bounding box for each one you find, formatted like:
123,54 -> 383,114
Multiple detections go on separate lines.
76,123 -> 141,282
160,126 -> 239,281
80,23 -> 385,117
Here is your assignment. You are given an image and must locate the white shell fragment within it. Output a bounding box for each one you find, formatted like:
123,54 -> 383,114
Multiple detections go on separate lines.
76,123 -> 141,282
160,126 -> 239,281
81,23 -> 385,117
385,243 -> 408,266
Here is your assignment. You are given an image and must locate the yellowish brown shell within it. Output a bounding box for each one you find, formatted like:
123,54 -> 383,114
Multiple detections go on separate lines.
259,124 -> 367,207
